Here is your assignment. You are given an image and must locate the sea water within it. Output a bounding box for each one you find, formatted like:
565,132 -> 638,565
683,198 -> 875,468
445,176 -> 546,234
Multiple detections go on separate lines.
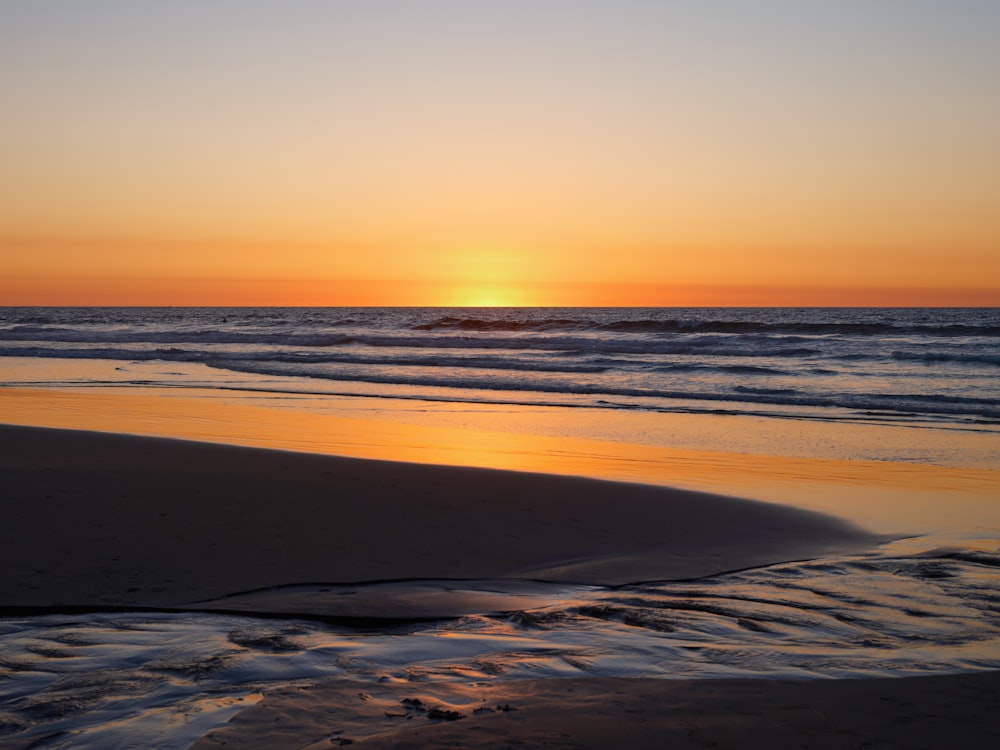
1,307 -> 999,748
1,306 -> 998,430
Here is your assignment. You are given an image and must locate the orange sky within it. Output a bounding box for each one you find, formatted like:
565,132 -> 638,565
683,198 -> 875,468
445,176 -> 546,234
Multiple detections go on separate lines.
2,2 -> 998,307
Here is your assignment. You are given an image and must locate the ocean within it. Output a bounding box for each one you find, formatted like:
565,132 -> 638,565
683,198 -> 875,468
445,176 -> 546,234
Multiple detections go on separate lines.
2,306 -> 998,430
1,306 -> 999,748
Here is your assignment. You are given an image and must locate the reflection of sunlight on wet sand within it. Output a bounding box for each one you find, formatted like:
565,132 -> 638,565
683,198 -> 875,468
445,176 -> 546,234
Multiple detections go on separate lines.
1,386 -> 998,535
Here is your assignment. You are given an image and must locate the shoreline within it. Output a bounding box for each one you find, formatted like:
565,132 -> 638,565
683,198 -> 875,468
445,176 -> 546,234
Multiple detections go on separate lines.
2,383 -> 999,539
3,407 -> 999,747
0,423 -> 876,613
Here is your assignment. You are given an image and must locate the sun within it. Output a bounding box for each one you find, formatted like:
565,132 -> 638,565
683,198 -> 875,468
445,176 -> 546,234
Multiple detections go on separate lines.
446,283 -> 528,308
432,244 -> 540,306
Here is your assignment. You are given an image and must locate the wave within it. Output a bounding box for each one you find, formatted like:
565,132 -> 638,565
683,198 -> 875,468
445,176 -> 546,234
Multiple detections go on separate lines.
0,328 -> 826,359
410,316 -> 1000,337
207,359 -> 1000,422
1,349 -> 996,422
413,316 -> 583,332
0,345 -> 790,376
2,307 -> 997,429
0,325 -> 362,348
890,350 -> 1000,366
658,363 -> 790,375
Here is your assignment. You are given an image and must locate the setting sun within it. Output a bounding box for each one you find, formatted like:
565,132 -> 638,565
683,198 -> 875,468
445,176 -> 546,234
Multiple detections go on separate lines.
2,2 -> 998,307
444,284 -> 530,308
1,4 -> 999,746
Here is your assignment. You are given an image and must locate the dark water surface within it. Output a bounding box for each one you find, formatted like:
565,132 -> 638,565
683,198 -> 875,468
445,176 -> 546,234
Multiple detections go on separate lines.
2,307 -> 997,429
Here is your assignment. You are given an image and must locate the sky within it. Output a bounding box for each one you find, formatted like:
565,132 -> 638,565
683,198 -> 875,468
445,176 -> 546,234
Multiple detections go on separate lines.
1,0 -> 998,306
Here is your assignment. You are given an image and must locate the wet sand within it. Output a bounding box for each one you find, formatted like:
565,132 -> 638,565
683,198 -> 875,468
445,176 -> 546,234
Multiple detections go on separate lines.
3,423 -> 998,748
189,671 -> 1000,749
0,424 -> 874,611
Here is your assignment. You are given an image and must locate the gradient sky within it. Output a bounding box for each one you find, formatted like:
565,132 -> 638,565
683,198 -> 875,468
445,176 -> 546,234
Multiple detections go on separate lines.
2,0 -> 998,306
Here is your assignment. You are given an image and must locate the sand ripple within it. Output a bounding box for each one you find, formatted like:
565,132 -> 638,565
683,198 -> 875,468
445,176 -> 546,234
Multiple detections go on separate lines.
2,543 -> 999,749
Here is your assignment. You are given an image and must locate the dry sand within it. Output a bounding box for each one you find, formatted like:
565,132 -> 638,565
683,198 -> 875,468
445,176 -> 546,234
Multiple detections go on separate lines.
1,424 -> 874,612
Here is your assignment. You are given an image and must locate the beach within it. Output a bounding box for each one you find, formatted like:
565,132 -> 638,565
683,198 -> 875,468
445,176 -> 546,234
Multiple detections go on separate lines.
1,307 -> 999,748
1,423 -> 874,610
2,417 -> 999,748
4,0 -> 999,740
190,672 -> 1000,749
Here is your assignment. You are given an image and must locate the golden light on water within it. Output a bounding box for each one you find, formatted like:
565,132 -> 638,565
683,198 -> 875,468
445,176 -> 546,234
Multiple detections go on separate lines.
2,385 -> 998,535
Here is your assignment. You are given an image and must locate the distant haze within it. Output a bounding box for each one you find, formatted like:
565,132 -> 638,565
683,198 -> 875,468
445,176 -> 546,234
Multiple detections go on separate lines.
2,1 -> 998,306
